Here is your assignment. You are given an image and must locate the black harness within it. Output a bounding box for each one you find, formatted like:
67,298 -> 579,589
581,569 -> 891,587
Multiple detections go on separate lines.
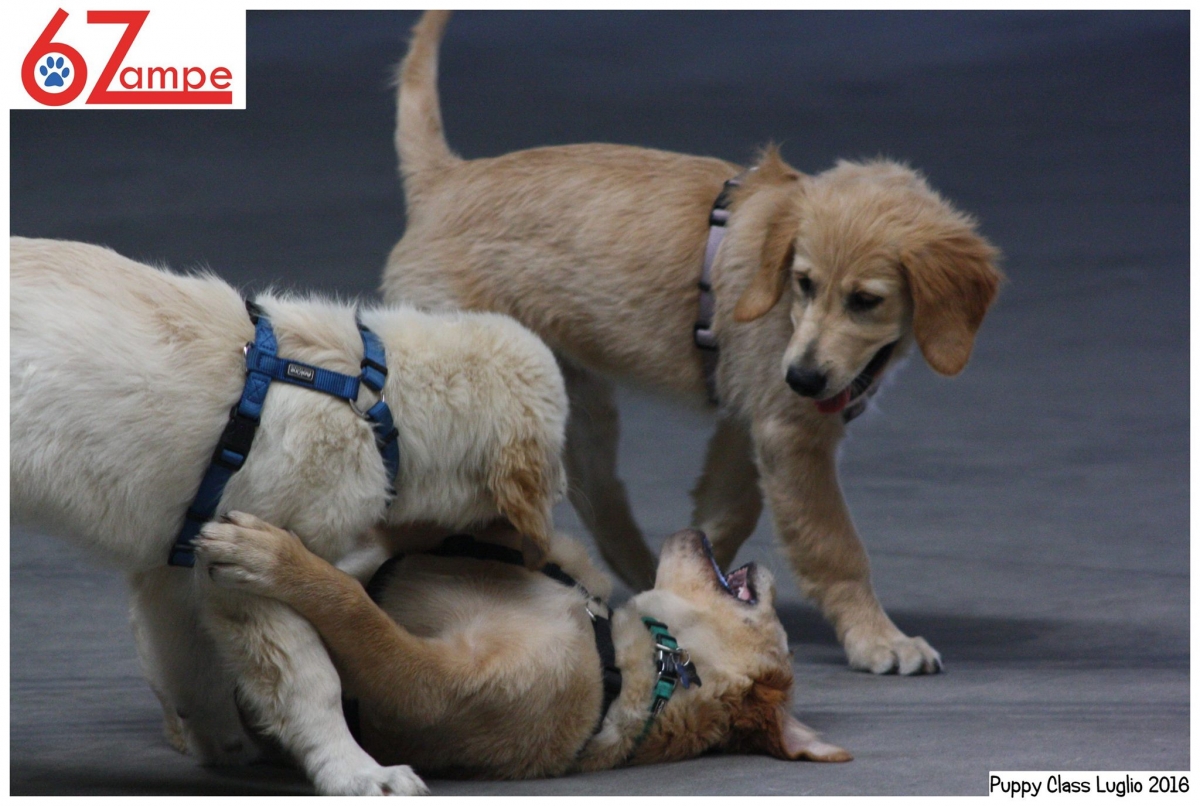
344,534 -> 622,744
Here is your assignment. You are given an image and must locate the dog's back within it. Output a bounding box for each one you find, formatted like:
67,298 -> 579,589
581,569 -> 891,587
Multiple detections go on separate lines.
11,237 -> 252,566
11,236 -> 568,570
387,13 -> 736,388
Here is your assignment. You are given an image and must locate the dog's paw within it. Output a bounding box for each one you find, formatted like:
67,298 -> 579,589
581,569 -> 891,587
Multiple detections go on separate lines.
315,762 -> 430,796
194,511 -> 302,597
176,710 -> 261,766
158,704 -> 191,755
844,628 -> 942,675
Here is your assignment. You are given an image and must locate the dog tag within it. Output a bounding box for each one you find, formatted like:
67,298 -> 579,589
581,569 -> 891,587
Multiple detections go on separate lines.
675,658 -> 701,689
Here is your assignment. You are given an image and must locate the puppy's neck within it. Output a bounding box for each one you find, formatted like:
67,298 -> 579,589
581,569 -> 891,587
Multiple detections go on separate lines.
575,598 -> 702,772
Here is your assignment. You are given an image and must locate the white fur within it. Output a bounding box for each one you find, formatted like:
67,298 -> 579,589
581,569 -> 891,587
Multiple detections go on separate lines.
10,236 -> 567,794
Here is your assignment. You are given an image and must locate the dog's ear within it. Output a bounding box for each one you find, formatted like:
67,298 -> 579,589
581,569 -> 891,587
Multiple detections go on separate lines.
901,229 -> 1002,376
488,436 -> 558,567
767,708 -> 853,763
729,669 -> 852,762
733,148 -> 803,323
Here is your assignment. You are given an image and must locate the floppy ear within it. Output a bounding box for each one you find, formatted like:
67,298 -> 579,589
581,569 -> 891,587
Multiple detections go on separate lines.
770,708 -> 853,763
729,667 -> 852,762
901,230 -> 1002,376
733,697 -> 853,762
488,436 -> 558,567
733,208 -> 798,323
733,148 -> 803,323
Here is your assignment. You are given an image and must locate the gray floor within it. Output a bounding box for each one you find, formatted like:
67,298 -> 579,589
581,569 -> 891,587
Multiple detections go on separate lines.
9,10 -> 1189,795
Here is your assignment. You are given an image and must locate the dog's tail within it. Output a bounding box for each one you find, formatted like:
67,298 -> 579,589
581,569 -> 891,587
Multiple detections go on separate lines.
395,10 -> 458,191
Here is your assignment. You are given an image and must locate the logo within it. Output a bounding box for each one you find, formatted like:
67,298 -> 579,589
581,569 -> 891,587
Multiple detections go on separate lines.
18,7 -> 243,108
285,364 -> 317,384
22,10 -> 88,105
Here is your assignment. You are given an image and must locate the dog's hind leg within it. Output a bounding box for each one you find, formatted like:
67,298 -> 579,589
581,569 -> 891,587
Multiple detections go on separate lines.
199,585 -> 427,795
128,567 -> 257,764
690,415 -> 763,569
559,357 -> 657,591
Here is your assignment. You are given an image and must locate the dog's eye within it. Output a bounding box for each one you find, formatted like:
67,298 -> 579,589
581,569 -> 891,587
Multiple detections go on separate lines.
847,291 -> 883,312
796,276 -> 815,297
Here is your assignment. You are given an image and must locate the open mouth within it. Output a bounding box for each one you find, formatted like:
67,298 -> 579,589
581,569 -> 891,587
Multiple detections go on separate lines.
814,341 -> 897,415
698,533 -> 758,604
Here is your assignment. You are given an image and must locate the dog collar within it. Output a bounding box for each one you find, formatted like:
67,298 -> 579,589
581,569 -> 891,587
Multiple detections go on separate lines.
694,172 -> 878,425
168,300 -> 401,567
625,616 -> 700,763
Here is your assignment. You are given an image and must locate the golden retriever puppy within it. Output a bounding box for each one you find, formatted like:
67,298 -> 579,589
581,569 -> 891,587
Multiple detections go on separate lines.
10,236 -> 566,794
196,512 -> 852,780
382,11 -> 1002,675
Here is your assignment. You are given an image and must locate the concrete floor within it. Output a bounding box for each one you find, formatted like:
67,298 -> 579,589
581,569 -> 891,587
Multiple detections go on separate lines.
8,10 -> 1189,795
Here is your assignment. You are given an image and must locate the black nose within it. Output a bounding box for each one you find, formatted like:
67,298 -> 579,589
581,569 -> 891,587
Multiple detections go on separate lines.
786,366 -> 827,397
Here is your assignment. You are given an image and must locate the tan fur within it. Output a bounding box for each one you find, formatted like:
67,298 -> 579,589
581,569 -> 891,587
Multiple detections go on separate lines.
395,9 -> 456,192
902,230 -> 1001,376
382,13 -> 1004,675
733,147 -> 805,322
197,517 -> 850,779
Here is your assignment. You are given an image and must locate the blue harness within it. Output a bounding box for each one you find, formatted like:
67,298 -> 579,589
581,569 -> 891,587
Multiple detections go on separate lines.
168,301 -> 400,567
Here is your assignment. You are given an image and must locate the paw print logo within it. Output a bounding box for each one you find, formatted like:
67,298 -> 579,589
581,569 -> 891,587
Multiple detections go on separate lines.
38,55 -> 71,89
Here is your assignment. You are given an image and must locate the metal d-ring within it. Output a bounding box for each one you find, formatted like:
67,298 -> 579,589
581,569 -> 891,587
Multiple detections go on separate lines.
349,388 -> 385,420
584,596 -> 610,623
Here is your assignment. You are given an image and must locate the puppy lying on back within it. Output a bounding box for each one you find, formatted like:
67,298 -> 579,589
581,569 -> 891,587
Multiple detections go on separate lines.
198,513 -> 852,781
10,236 -> 567,794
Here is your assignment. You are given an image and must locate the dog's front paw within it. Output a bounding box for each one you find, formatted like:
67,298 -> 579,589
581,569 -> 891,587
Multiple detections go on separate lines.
169,703 -> 261,766
194,511 -> 303,597
315,761 -> 430,796
182,719 -> 262,766
844,627 -> 942,675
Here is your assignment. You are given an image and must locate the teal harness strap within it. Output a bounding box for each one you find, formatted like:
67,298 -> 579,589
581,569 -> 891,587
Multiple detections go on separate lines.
626,616 -> 701,762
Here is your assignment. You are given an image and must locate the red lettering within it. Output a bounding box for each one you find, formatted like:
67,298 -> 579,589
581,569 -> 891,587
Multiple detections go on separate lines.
119,66 -> 141,89
183,67 -> 206,90
210,67 -> 231,90
147,66 -> 177,90
86,10 -> 231,105
86,10 -> 148,103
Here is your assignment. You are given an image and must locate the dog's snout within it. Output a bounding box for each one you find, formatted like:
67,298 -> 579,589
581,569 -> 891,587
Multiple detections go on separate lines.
785,366 -> 827,397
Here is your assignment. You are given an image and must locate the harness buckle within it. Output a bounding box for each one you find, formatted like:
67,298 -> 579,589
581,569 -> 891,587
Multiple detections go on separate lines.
212,403 -> 259,468
693,323 -> 718,351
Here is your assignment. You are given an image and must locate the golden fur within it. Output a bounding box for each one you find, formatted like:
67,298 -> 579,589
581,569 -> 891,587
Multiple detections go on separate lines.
381,12 -> 1003,675
196,514 -> 851,779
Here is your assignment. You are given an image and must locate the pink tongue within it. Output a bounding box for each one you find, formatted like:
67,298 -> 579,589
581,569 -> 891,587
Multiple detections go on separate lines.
815,389 -> 851,414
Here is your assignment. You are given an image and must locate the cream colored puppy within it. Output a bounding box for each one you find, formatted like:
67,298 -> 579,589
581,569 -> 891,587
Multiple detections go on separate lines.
10,236 -> 567,795
383,11 -> 1002,675
197,513 -> 852,779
